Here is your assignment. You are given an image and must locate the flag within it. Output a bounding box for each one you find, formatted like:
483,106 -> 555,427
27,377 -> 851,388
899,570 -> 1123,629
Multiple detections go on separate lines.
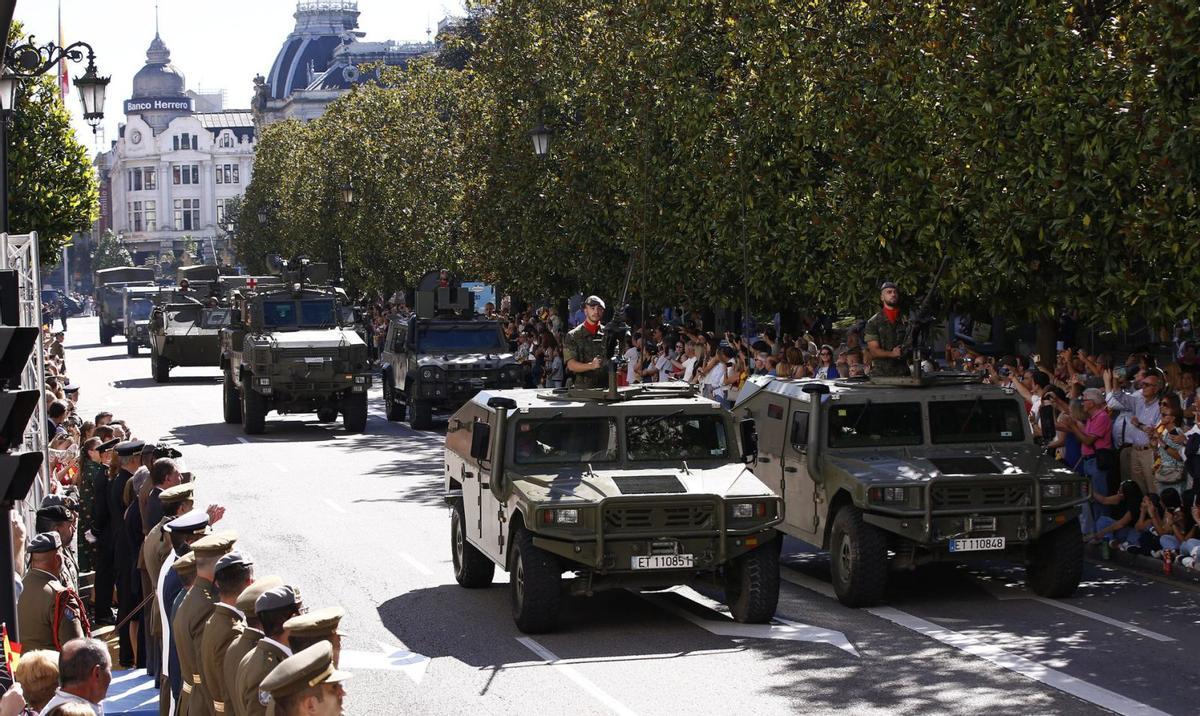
0,623 -> 19,691
58,1 -> 69,99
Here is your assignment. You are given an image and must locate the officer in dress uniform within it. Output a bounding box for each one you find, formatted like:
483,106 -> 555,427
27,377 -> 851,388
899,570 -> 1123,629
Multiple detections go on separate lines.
563,295 -> 610,388
17,532 -> 89,651
222,577 -> 282,716
111,439 -> 145,664
143,483 -> 195,684
174,531 -> 237,716
257,642 -> 350,716
158,510 -> 212,716
863,281 -> 911,378
234,585 -> 302,716
199,552 -> 255,715
165,551 -> 197,716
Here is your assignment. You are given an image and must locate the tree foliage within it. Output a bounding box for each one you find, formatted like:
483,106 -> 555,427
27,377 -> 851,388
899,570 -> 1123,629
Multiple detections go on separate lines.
90,229 -> 132,271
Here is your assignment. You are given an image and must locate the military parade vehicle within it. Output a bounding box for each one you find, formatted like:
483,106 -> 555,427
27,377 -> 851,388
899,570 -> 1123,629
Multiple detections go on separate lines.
734,361 -> 1089,607
219,259 -> 371,434
381,270 -> 521,430
121,285 -> 161,356
148,292 -> 231,382
94,266 -> 156,345
444,315 -> 783,633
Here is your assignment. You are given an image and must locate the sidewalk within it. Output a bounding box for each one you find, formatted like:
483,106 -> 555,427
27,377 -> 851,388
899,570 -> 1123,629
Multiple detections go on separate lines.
1085,544 -> 1200,586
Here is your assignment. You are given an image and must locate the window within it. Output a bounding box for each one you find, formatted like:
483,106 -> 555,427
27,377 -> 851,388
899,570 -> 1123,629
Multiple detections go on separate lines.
625,413 -> 729,461
128,170 -> 141,191
216,198 -> 228,224
174,198 -> 200,230
173,135 -> 179,151
929,399 -> 1026,444
127,201 -> 143,232
216,164 -> 240,185
125,200 -> 157,233
175,132 -> 196,150
415,324 -> 506,352
173,164 -> 199,185
513,418 -> 618,464
828,401 -> 923,448
144,200 -> 156,231
790,411 -> 810,449
127,167 -> 156,191
220,133 -> 235,148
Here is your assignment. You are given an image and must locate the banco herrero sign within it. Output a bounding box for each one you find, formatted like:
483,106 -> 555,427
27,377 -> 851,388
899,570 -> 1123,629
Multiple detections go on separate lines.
124,97 -> 195,113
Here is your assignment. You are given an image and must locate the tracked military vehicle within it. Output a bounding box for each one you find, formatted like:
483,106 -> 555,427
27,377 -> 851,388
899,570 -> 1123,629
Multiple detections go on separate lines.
381,270 -> 521,429
735,367 -> 1089,607
445,367 -> 782,634
94,267 -> 156,345
219,260 -> 371,434
121,285 -> 160,356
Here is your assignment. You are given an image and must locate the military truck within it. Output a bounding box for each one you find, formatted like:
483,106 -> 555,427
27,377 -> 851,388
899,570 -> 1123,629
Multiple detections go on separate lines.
381,270 -> 521,429
121,285 -> 160,356
734,371 -> 1089,607
444,382 -> 783,633
219,260 -> 371,434
94,267 -> 156,345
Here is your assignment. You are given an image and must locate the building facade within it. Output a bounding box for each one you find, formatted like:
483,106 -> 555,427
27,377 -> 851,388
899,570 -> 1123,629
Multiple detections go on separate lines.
100,33 -> 254,264
254,0 -> 435,126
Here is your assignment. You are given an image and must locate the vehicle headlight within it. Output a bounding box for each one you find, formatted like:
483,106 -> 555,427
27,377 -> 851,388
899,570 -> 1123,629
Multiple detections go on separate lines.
1042,483 -> 1064,498
354,376 -> 366,384
505,365 -> 523,381
421,367 -> 442,381
731,502 -> 755,519
541,508 -> 580,525
258,377 -> 270,385
869,487 -> 908,503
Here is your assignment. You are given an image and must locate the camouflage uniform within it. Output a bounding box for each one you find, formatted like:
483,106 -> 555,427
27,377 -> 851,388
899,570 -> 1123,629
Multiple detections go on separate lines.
77,459 -> 106,573
562,323 -> 608,388
863,310 -> 910,378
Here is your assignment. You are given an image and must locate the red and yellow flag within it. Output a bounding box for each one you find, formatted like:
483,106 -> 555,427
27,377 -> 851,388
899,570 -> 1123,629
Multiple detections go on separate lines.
0,622 -> 20,690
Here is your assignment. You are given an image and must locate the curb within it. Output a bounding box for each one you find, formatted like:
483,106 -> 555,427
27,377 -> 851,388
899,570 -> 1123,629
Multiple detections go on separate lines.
1084,544 -> 1200,586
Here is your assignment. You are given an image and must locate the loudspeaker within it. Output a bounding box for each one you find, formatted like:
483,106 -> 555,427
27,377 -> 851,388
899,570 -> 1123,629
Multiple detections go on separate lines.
0,271 -> 17,327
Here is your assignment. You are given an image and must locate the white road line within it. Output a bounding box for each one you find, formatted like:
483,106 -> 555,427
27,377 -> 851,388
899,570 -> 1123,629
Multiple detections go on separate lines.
502,647 -> 742,668
397,552 -> 433,576
235,437 -> 249,444
781,565 -> 837,599
515,637 -> 638,716
868,607 -> 1170,716
322,499 -> 347,514
974,577 -> 1175,642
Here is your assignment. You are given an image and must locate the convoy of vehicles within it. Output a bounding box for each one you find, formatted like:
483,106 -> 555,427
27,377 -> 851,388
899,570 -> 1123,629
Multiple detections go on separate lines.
94,267 -> 157,345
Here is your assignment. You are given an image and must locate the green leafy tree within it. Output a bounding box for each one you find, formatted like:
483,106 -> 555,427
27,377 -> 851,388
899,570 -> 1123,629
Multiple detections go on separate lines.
89,229 -> 132,271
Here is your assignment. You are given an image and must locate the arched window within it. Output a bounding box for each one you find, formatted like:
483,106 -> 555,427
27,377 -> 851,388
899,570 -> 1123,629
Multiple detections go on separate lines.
220,132 -> 235,148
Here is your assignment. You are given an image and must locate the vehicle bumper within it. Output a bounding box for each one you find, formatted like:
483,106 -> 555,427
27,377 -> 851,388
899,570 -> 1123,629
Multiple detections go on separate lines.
413,378 -> 524,405
250,374 -> 372,403
864,503 -> 1083,553
532,528 -> 780,576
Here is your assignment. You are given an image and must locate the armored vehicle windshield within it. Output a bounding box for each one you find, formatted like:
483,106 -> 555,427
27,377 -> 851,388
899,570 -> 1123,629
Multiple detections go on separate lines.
416,322 -> 507,353
928,398 -> 1026,444
625,413 -> 730,461
262,298 -> 339,328
128,298 -> 153,321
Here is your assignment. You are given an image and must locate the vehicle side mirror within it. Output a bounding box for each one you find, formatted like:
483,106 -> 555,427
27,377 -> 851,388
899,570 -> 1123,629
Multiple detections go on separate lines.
739,418 -> 758,463
470,421 -> 492,461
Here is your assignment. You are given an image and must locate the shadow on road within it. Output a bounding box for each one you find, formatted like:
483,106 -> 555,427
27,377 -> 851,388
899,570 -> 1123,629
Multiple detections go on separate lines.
111,377 -> 219,389
87,353 -> 135,362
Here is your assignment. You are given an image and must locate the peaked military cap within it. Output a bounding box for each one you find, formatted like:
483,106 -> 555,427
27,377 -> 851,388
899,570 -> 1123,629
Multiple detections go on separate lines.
153,444 -> 183,459
63,382 -> 79,393
159,482 -> 195,505
191,531 -> 237,557
259,642 -> 351,702
256,585 -> 302,614
115,440 -> 146,456
237,576 -> 283,614
173,551 -> 197,578
215,551 -> 253,574
96,438 -> 120,453
283,606 -> 345,638
27,532 -> 62,553
164,509 -> 209,534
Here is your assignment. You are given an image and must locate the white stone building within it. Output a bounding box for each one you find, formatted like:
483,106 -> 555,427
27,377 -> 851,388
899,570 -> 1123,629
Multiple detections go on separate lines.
101,33 -> 255,264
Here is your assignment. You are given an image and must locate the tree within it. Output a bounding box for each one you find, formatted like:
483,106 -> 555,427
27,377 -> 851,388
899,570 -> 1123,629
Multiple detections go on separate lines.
89,229 -> 132,271
5,23 -> 99,260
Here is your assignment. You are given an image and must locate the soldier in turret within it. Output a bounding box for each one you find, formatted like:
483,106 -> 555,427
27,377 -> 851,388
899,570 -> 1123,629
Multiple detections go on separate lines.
563,296 -> 609,388
864,281 -> 910,378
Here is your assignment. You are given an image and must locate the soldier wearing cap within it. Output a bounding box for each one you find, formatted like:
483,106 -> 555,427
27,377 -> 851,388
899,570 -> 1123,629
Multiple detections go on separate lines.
88,436 -> 120,625
17,532 -> 90,651
110,439 -> 145,665
159,506 -> 209,711
864,281 -> 911,378
282,607 -> 344,666
142,482 -> 195,684
258,642 -> 350,716
235,585 -> 302,716
222,577 -> 281,716
174,531 -> 236,716
563,295 -> 610,388
200,552 -> 255,715
35,503 -> 79,594
164,550 -> 198,716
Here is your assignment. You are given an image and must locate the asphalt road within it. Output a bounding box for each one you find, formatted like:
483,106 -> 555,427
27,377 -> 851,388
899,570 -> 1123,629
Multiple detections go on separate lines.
65,316 -> 1197,715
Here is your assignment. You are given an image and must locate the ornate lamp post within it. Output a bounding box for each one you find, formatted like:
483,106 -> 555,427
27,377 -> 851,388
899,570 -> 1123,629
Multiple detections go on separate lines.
528,121 -> 553,158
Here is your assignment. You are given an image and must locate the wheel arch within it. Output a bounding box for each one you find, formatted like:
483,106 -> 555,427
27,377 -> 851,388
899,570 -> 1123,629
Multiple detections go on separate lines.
822,488 -> 856,550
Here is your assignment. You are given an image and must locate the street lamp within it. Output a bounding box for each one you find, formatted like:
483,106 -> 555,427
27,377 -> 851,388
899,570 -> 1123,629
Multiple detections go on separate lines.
341,182 -> 355,205
257,208 -> 268,225
528,122 -> 553,158
73,62 -> 110,132
6,37 -> 109,133
0,75 -> 17,115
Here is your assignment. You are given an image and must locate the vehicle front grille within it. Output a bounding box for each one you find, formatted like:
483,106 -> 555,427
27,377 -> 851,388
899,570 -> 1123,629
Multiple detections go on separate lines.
603,502 -> 715,531
445,367 -> 505,381
931,483 -> 1032,509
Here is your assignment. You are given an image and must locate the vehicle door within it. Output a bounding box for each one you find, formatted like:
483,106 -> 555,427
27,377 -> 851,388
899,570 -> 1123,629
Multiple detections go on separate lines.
392,323 -> 410,395
464,409 -> 505,561
749,399 -> 788,504
781,405 -> 820,539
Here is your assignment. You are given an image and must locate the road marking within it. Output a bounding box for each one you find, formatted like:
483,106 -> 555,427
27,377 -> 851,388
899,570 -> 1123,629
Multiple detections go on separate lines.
502,647 -> 742,668
516,637 -> 638,716
236,437 -> 249,444
781,566 -> 837,600
340,641 -> 430,683
868,607 -> 1170,716
972,576 -> 1175,643
322,499 -> 347,514
642,586 -> 858,656
398,552 -> 433,576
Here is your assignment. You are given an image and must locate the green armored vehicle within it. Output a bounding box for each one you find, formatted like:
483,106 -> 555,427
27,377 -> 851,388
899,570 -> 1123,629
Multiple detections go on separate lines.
444,383 -> 783,633
220,260 -> 371,434
94,266 -> 156,345
146,267 -> 250,381
734,370 -> 1088,607
121,285 -> 160,356
381,270 -> 521,429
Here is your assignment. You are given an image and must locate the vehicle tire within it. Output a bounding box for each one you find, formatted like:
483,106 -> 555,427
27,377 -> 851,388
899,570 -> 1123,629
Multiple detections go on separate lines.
451,499 -> 494,588
408,399 -> 433,430
316,408 -> 338,423
1026,521 -> 1083,599
99,324 -> 112,345
725,538 -> 782,623
342,392 -> 367,433
829,506 -> 888,607
241,383 -> 267,435
152,355 -> 170,383
222,368 -> 242,424
510,526 -> 561,633
383,377 -> 402,422
126,340 -> 138,357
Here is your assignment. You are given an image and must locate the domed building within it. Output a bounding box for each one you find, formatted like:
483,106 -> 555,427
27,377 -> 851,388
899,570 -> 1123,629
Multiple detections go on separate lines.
254,1 -> 436,126
96,32 -> 256,265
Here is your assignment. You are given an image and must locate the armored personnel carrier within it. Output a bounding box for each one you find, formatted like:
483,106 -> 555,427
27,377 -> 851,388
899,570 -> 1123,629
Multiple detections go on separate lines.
121,285 -> 160,356
94,266 -> 156,345
444,381 -> 782,633
735,368 -> 1089,607
380,270 -> 521,429
148,295 -> 231,382
219,259 -> 371,434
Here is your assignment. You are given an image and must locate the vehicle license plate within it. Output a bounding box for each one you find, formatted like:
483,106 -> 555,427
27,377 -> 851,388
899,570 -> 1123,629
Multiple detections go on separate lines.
631,554 -> 694,570
948,537 -> 1005,553
304,357 -> 326,365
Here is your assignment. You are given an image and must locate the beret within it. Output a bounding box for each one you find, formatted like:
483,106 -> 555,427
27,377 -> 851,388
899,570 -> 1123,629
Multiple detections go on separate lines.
215,551 -> 253,574
256,585 -> 302,615
36,505 -> 73,524
236,575 -> 283,614
27,532 -> 62,553
259,642 -> 351,701
880,281 -> 897,291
